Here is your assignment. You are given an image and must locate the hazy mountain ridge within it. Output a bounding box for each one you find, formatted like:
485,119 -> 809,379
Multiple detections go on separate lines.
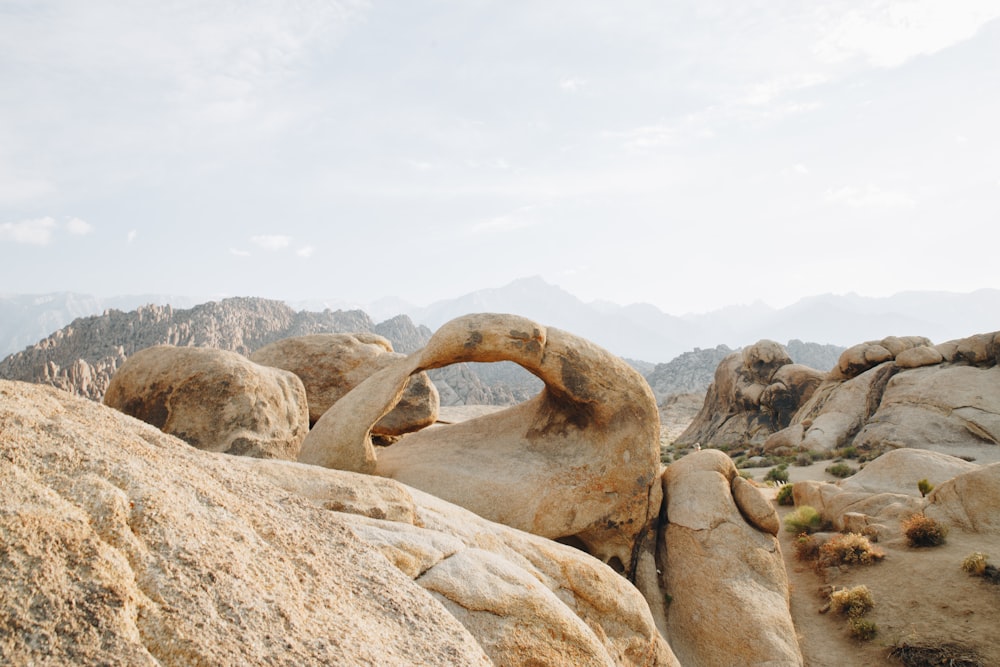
4,279 -> 998,362
0,298 -> 433,401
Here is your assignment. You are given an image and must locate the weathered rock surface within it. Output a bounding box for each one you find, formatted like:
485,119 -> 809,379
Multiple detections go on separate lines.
103,345 -> 309,459
677,340 -> 823,448
680,331 -> 1000,457
660,450 -> 801,666
927,463 -> 1000,534
838,448 -> 978,496
301,313 -> 663,577
250,333 -> 439,434
789,449 -> 976,537
0,379 -> 678,666
853,364 -> 1000,451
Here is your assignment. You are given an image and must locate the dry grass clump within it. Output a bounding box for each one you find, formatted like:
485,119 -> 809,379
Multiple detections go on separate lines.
902,514 -> 948,548
818,532 -> 885,568
829,584 -> 875,618
962,551 -> 989,576
783,505 -> 823,534
887,642 -> 984,666
828,585 -> 878,642
848,616 -> 878,641
961,551 -> 1000,584
793,533 -> 821,562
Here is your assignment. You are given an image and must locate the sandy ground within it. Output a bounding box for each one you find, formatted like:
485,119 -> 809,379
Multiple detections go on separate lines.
752,455 -> 1000,666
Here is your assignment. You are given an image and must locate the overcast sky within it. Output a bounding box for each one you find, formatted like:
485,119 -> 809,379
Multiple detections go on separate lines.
2,1 -> 998,315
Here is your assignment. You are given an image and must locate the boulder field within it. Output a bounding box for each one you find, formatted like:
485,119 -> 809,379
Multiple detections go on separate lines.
5,313 -> 806,666
677,331 -> 1000,457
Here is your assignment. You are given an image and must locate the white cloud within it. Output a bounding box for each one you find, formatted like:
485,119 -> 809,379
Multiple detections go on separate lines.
127,229 -> 138,243
250,234 -> 291,250
793,164 -> 809,175
229,248 -> 251,257
559,77 -> 588,93
296,245 -> 315,258
406,159 -> 433,171
824,185 -> 916,208
468,206 -> 539,235
66,217 -> 93,235
0,217 -> 57,245
815,1 -> 1000,68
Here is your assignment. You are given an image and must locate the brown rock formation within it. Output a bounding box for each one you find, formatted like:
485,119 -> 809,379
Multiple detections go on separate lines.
680,331 -> 1000,457
677,340 -> 823,448
103,345 -> 309,460
300,313 -> 663,578
660,450 -> 802,666
249,333 -> 439,434
1,379 -> 678,666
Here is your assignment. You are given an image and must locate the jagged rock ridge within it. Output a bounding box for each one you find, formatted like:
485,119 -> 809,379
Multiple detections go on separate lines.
0,298 -> 433,401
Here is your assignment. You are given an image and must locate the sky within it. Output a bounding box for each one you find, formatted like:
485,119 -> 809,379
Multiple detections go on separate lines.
1,0 -> 999,315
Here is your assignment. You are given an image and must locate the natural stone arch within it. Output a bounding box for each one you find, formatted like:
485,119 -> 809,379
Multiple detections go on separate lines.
298,313 -> 662,575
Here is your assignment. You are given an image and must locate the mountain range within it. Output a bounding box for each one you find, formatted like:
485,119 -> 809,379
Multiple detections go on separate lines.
3,277 -> 998,363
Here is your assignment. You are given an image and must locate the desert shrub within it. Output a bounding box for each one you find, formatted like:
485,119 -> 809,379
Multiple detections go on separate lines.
793,533 -> 820,562
829,584 -> 874,617
794,452 -> 813,467
962,552 -> 989,576
776,483 -> 795,506
818,533 -> 885,567
902,514 -> 948,547
764,464 -> 789,484
888,642 -> 985,667
917,478 -> 934,497
825,462 -> 857,478
848,617 -> 878,641
835,446 -> 858,459
738,469 -> 754,481
784,505 -> 822,533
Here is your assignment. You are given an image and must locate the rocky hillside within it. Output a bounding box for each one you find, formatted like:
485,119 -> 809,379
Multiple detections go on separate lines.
676,331 -> 1000,457
0,298 -> 434,401
645,341 -> 844,399
0,296 -> 847,409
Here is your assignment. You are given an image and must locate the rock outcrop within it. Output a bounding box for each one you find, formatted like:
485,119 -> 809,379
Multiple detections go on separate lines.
301,313 -> 663,578
103,345 -> 310,460
660,450 -> 801,666
789,449 -> 998,540
678,331 -> 1000,458
1,379 -> 678,666
249,333 -> 439,434
677,341 -> 824,448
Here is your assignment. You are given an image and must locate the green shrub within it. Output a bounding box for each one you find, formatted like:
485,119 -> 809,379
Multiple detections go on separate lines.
902,514 -> 948,547
818,533 -> 885,567
917,478 -> 934,497
825,462 -> 857,478
829,585 -> 874,618
962,551 -> 989,576
764,464 -> 789,484
776,483 -> 795,506
784,505 -> 822,534
794,452 -> 813,467
848,617 -> 878,641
